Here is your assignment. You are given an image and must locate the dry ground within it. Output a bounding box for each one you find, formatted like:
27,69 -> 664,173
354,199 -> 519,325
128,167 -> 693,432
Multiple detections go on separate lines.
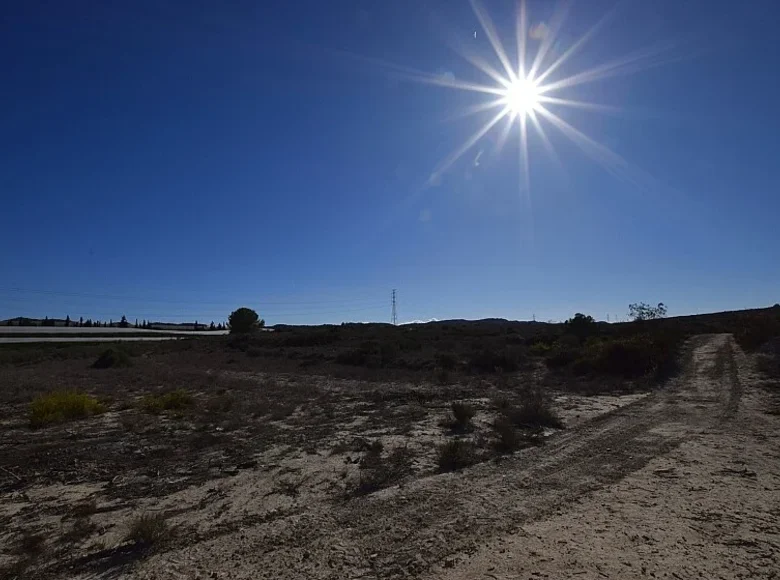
1,334 -> 778,579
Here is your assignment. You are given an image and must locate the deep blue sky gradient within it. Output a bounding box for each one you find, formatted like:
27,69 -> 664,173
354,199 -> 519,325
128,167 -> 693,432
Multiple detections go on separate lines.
2,0 -> 778,324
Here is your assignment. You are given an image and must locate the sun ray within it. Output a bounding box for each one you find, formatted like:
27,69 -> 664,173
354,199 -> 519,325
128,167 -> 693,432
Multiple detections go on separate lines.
328,47 -> 506,96
537,42 -> 675,93
469,0 -> 517,82
534,104 -> 646,188
518,114 -> 535,246
429,107 -> 510,184
532,3 -> 619,86
440,97 -> 508,123
536,95 -> 622,114
495,110 -> 518,154
401,72 -> 507,96
527,1 -> 572,81
527,108 -> 565,173
519,112 -> 531,195
517,0 -> 528,79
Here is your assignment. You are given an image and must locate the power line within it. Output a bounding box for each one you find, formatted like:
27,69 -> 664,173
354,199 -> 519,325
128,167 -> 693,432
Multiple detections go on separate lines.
391,289 -> 397,325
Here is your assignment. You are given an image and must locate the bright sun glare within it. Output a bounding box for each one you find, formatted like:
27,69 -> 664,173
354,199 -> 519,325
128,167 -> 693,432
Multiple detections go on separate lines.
371,0 -> 675,196
502,78 -> 540,116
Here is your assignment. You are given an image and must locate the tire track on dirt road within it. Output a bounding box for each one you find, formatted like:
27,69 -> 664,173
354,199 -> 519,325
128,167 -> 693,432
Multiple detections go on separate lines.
123,334 -> 742,580
332,334 -> 742,579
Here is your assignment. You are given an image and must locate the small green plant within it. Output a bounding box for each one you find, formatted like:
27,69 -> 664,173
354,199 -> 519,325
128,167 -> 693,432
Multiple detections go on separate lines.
437,439 -> 478,472
92,348 -> 132,369
141,390 -> 194,414
125,513 -> 169,549
30,391 -> 105,428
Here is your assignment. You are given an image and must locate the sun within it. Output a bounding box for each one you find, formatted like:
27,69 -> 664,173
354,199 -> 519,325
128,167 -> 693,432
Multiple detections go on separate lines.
353,0 -> 674,195
502,77 -> 539,116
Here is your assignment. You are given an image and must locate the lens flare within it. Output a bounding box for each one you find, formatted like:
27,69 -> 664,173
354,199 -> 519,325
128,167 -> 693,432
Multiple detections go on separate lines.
409,0 -> 677,197
501,78 -> 540,116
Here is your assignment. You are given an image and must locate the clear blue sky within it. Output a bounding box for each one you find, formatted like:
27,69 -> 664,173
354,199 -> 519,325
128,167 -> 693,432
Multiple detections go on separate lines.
1,0 -> 778,325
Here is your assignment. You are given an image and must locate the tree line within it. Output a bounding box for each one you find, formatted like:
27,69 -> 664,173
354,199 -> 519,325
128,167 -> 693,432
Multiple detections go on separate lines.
5,314 -> 227,331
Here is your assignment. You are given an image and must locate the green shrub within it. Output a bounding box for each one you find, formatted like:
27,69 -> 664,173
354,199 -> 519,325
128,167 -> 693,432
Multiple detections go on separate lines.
92,348 -> 132,369
30,391 -> 105,428
228,307 -> 261,334
529,341 -> 552,356
141,389 -> 194,413
437,439 -> 478,472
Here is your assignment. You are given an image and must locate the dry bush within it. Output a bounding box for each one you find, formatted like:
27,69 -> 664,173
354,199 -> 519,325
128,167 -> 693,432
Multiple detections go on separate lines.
442,402 -> 476,432
92,348 -> 133,369
30,391 -> 105,428
437,439 -> 478,472
504,392 -> 563,429
14,530 -> 47,557
491,416 -> 523,453
125,513 -> 169,549
141,389 -> 193,414
351,446 -> 414,496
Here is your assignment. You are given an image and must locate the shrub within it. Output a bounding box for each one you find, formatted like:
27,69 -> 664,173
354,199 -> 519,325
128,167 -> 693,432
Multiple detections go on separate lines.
125,513 -> 168,548
435,367 -> 450,385
92,348 -> 132,369
564,313 -> 597,341
505,392 -> 562,429
228,307 -> 261,334
141,389 -> 194,413
492,416 -> 523,453
14,531 -> 46,557
446,402 -> 476,431
30,391 -> 105,428
435,353 -> 457,371
545,346 -> 579,369
437,439 -> 478,472
529,341 -> 552,356
468,348 -> 521,373
629,302 -> 667,321
335,348 -> 370,367
585,333 -> 680,379
352,446 -> 414,496
734,314 -> 780,352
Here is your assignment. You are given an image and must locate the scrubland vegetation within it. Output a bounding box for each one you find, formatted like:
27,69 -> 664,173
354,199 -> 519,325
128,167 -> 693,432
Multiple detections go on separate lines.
1,304 -> 779,578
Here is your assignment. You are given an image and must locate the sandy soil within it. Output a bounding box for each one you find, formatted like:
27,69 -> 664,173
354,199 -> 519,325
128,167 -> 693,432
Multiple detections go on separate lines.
138,335 -> 778,580
3,334 -> 778,579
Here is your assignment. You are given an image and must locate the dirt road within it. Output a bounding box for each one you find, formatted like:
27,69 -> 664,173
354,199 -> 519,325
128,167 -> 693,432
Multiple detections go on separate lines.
121,333 -> 779,579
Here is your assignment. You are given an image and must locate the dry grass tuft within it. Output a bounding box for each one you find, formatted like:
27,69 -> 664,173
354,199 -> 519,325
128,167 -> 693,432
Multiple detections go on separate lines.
141,389 -> 194,414
30,391 -> 105,428
125,513 -> 169,549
